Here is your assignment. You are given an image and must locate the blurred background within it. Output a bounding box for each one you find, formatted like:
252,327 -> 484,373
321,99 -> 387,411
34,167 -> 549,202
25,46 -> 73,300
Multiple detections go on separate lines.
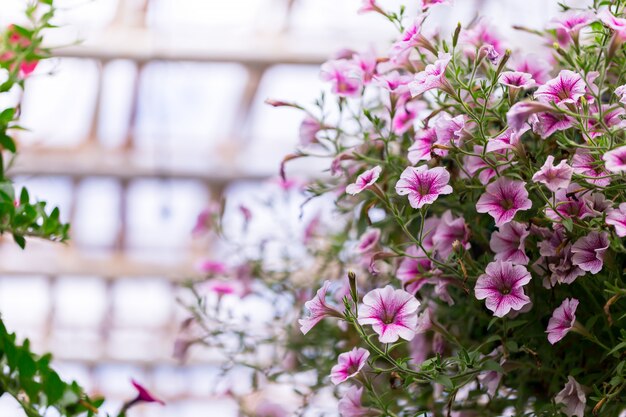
0,0 -> 587,415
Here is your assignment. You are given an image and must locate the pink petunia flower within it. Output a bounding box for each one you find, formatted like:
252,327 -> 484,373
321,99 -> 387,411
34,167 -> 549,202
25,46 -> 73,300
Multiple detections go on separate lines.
391,99 -> 423,135
490,221 -> 529,265
571,148 -> 611,187
124,380 -> 165,411
599,9 -> 626,40
475,260 -> 532,317
509,53 -> 551,85
409,53 -> 453,97
395,165 -> 453,209
555,376 -> 586,417
408,127 -> 440,163
299,281 -> 343,334
532,112 -> 575,139
397,246 -> 434,294
476,177 -> 532,227
460,19 -> 505,58
506,101 -> 554,131
330,347 -> 370,384
544,183 -> 594,222
615,84 -> 626,104
320,59 -> 362,97
434,114 -> 468,149
602,145 -> 626,173
486,126 -> 529,153
338,386 -> 376,417
534,70 -> 586,107
390,19 -> 436,59
499,71 -> 535,89
197,260 -> 228,275
462,145 -> 500,184
432,210 -> 471,259
571,231 -> 609,274
200,278 -> 246,297
546,298 -> 579,345
358,285 -> 420,343
532,155 -> 574,192
606,203 -> 626,237
357,0 -> 382,14
357,228 -> 381,253
547,10 -> 594,43
346,166 -> 382,195
299,115 -> 322,146
374,70 -> 412,94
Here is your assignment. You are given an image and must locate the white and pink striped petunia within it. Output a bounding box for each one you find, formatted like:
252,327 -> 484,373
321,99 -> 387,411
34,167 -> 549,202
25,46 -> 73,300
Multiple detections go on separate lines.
358,286 -> 420,343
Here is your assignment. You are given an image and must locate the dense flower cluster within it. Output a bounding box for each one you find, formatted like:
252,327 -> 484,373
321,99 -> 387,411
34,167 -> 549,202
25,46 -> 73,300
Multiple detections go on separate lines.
186,1 -> 626,416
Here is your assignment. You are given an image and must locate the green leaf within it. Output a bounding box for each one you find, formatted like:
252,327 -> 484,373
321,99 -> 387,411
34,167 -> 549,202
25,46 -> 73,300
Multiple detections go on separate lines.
0,132 -> 16,153
0,108 -> 15,125
482,359 -> 504,373
433,374 -> 454,389
42,370 -> 65,404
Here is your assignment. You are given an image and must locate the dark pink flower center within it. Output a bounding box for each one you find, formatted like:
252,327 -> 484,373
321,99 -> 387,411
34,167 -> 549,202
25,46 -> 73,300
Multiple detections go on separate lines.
501,198 -> 514,210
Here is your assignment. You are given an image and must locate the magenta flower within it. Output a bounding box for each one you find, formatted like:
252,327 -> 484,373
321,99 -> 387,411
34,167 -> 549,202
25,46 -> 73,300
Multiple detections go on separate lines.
544,183 -> 594,222
409,53 -> 453,97
346,166 -> 382,195
463,145 -> 500,184
602,145 -> 626,173
532,112 -> 575,139
599,9 -> 626,40
572,148 -> 610,187
338,386 -> 376,417
358,285 -> 420,343
490,221 -> 529,265
299,115 -> 322,146
532,155 -> 574,192
357,0 -> 381,14
615,84 -> 626,104
124,380 -> 165,411
499,71 -> 535,89
606,203 -> 626,237
374,70 -> 412,94
476,177 -> 532,227
391,19 -> 435,59
546,298 -> 579,345
460,19 -> 505,58
434,114 -> 467,148
330,347 -> 370,384
571,231 -> 609,274
509,53 -> 551,84
475,260 -> 532,317
299,281 -> 343,334
433,210 -> 471,259
397,246 -> 434,294
408,127 -> 439,163
420,0 -> 451,8
555,376 -> 586,417
534,70 -> 586,107
395,165 -> 453,209
357,228 -> 381,253
320,59 -> 362,97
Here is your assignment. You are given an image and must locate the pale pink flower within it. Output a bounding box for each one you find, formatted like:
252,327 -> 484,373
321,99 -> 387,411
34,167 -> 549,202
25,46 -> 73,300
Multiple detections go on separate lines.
299,281 -> 343,334
374,70 -> 412,94
299,115 -> 322,146
536,227 -> 585,287
408,127 -> 439,163
330,347 -> 370,384
461,19 -> 505,58
192,204 -> 219,236
599,9 -> 626,40
358,0 -> 381,14
357,228 -> 381,253
606,203 -> 626,237
532,155 -> 574,192
463,145 -> 498,184
571,231 -> 609,274
346,166 -> 382,195
534,70 -> 586,107
200,278 -> 245,297
397,246 -> 433,294
490,221 -> 529,265
354,48 -> 377,84
615,84 -> 626,104
395,165 -> 453,209
432,210 -> 471,259
509,53 -> 551,85
390,19 -> 435,59
506,101 -> 554,131
197,260 -> 228,275
571,148 -> 610,187
392,99 -> 423,135
555,376 -> 586,417
547,10 -> 594,38
255,401 -> 288,417
475,260 -> 532,317
602,145 -> 626,173
320,60 -> 362,97
409,53 -> 453,97
545,183 -> 594,222
486,126 -> 529,153
434,114 -> 467,148
420,0 -> 451,9
338,386 -> 376,417
358,285 -> 420,343
499,71 -> 535,89
532,112 -> 575,139
476,177 -> 532,227
546,298 -> 579,344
